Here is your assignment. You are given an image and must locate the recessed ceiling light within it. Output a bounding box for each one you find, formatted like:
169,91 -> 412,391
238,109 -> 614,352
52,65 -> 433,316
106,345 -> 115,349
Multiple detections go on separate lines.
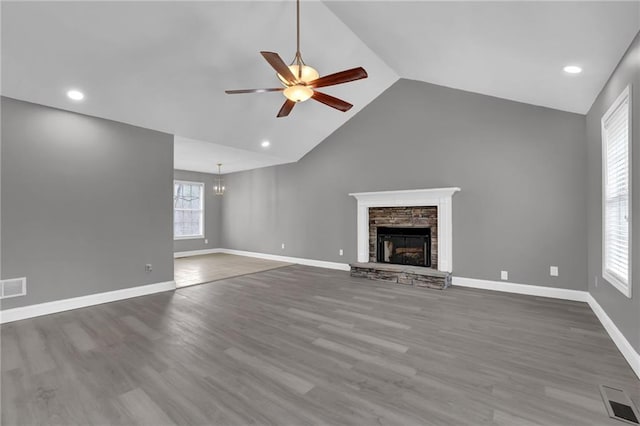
66,89 -> 85,100
261,140 -> 270,148
563,65 -> 582,74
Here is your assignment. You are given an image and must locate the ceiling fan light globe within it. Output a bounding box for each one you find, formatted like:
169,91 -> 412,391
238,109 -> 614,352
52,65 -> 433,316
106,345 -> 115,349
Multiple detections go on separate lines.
277,64 -> 319,84
283,85 -> 313,102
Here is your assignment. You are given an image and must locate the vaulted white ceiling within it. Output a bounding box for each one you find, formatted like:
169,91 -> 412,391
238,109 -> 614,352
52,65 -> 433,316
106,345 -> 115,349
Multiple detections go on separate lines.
1,1 -> 398,173
2,1 -> 639,174
326,1 -> 640,115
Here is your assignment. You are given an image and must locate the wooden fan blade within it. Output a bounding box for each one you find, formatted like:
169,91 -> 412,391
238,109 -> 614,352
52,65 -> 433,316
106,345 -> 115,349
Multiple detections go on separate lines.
277,99 -> 296,118
225,88 -> 284,94
261,51 -> 297,84
311,91 -> 353,112
308,67 -> 368,89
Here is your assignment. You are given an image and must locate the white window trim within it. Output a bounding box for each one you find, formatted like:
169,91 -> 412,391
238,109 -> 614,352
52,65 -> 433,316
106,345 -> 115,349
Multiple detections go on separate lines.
601,84 -> 633,298
173,180 -> 205,240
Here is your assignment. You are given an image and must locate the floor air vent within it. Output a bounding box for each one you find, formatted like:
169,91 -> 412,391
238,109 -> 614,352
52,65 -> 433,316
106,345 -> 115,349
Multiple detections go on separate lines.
0,277 -> 26,299
600,385 -> 640,424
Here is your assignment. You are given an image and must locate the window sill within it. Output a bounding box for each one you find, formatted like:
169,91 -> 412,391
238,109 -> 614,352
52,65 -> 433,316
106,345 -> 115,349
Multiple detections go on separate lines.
174,236 -> 205,241
603,270 -> 631,298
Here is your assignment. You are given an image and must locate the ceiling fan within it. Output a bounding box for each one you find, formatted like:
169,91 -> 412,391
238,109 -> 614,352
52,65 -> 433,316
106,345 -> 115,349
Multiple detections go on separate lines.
225,0 -> 368,118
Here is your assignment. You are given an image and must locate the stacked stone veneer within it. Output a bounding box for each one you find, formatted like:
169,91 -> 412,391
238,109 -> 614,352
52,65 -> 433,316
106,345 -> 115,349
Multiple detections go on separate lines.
368,206 -> 438,268
350,263 -> 451,290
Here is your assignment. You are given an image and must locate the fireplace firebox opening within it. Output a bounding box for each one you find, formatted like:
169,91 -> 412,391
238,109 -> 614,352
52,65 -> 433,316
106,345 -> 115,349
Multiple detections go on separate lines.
376,227 -> 431,267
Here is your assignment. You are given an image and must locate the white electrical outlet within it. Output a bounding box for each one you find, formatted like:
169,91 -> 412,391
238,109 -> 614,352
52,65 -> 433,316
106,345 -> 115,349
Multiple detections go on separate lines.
145,264 -> 152,273
204,239 -> 208,244
550,266 -> 558,277
281,243 -> 285,250
501,270 -> 508,281
339,249 -> 344,256
595,276 -> 599,287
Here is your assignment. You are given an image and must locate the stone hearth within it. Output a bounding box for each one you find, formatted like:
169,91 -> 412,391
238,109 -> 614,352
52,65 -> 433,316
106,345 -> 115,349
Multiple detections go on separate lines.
350,262 -> 451,290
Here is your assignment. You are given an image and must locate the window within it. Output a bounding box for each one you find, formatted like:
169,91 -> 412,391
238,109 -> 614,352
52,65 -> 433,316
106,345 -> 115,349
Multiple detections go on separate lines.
174,181 -> 204,239
602,85 -> 632,297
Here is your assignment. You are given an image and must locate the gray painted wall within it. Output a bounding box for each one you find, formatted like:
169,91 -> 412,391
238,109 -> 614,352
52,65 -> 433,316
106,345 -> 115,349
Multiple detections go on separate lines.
586,32 -> 640,351
1,97 -> 174,310
222,79 -> 588,290
173,169 -> 222,253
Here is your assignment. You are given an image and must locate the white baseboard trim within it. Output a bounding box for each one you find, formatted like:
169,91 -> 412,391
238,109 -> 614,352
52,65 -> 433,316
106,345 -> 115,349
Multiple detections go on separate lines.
586,294 -> 640,379
174,248 -> 223,258
452,276 -> 589,302
1,249 -> 345,324
0,280 -> 176,324
219,249 -> 351,271
452,276 -> 639,379
173,247 -> 350,271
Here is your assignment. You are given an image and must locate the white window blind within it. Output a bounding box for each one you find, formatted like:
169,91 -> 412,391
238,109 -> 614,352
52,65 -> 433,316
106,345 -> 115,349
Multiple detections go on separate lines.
602,85 -> 632,297
174,181 -> 204,239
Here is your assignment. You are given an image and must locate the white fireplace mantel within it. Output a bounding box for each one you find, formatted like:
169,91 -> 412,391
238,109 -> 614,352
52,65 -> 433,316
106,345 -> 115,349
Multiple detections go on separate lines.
349,188 -> 461,272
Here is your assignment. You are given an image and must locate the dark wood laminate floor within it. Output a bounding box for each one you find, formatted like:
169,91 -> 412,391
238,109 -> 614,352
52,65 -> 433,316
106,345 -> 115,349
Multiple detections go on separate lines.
2,265 -> 639,425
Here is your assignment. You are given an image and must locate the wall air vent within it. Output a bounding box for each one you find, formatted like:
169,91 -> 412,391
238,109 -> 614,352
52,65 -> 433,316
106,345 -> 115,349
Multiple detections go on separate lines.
0,277 -> 26,299
600,385 -> 640,424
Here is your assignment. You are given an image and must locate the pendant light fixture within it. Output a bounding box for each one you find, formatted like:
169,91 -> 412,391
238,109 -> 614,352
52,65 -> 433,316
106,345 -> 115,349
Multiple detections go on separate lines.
214,163 -> 225,196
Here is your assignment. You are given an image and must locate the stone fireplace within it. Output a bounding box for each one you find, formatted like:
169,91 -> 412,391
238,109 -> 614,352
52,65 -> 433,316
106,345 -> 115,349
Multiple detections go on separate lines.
377,226 -> 431,267
369,206 -> 437,268
349,188 -> 460,289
